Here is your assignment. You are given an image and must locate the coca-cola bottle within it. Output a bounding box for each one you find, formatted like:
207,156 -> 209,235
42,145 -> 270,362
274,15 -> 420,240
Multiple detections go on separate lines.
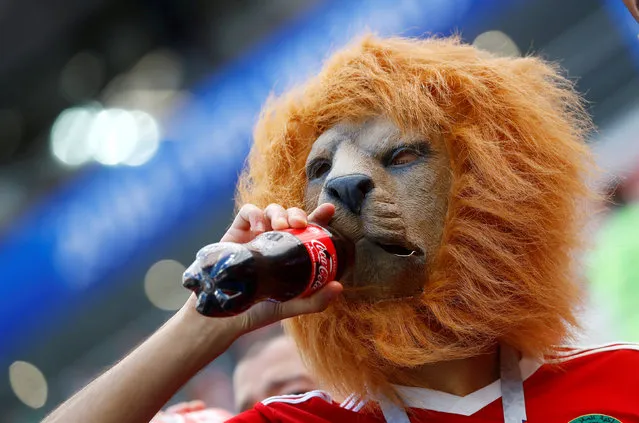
182,224 -> 353,317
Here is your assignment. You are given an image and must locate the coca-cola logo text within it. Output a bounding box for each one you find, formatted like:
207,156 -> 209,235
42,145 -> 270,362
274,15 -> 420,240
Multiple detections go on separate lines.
307,239 -> 335,290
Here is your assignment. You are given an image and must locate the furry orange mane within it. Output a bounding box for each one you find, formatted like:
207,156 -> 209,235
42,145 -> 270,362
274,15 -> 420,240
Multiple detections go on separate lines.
236,35 -> 596,401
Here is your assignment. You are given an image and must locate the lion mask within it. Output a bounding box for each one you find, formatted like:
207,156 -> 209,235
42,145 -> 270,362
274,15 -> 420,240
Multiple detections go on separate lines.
236,35 -> 595,402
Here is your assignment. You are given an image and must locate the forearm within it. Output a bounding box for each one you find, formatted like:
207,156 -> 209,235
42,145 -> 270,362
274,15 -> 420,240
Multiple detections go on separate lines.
41,202 -> 341,423
43,303 -> 241,423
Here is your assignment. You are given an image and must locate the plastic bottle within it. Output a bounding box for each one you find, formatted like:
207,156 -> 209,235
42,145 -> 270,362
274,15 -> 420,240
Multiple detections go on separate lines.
182,224 -> 353,317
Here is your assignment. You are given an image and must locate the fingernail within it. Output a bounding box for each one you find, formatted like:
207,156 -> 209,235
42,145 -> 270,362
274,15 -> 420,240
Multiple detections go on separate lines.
255,221 -> 265,232
276,217 -> 288,227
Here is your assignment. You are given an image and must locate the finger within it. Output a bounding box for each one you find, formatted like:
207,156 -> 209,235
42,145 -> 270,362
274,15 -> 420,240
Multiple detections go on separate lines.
308,203 -> 336,226
278,281 -> 343,319
221,204 -> 267,242
264,203 -> 289,230
186,400 -> 206,412
231,204 -> 266,233
286,207 -> 308,228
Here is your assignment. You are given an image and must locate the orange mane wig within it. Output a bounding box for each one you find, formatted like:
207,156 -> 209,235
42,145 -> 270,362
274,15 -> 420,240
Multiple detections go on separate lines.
236,35 -> 595,401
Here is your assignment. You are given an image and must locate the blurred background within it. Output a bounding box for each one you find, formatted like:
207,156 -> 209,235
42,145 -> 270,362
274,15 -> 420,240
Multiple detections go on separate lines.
0,0 -> 638,421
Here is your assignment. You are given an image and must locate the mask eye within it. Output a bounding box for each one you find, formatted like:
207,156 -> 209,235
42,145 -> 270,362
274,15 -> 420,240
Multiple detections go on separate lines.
307,159 -> 331,180
388,148 -> 421,167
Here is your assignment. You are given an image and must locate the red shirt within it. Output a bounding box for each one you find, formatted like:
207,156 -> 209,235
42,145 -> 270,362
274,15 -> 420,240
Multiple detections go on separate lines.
227,343 -> 639,423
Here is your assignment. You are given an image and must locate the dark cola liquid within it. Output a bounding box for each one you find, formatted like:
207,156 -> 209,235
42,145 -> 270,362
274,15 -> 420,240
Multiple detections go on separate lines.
183,224 -> 352,317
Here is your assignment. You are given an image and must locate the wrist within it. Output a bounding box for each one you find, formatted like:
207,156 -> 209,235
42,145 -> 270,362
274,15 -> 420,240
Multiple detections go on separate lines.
172,300 -> 243,365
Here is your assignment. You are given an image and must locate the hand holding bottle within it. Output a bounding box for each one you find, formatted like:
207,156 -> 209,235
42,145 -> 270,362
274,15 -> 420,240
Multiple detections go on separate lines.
181,203 -> 345,334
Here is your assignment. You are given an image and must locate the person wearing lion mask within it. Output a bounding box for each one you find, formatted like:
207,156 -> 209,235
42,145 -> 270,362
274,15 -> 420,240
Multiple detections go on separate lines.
43,36 -> 639,423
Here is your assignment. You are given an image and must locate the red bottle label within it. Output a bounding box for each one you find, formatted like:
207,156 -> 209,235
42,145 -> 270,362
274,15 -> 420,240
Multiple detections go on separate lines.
285,224 -> 338,297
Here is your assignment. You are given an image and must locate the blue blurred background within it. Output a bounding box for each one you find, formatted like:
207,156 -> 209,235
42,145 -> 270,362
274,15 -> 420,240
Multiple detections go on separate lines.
0,0 -> 638,421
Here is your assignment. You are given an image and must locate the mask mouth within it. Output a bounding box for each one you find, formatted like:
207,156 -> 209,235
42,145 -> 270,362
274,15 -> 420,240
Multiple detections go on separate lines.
376,242 -> 423,257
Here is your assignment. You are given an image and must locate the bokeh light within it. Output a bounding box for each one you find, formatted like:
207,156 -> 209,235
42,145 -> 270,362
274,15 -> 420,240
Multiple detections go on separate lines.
50,106 -> 101,166
123,111 -> 161,166
9,361 -> 48,409
473,30 -> 521,57
51,106 -> 161,167
144,259 -> 189,311
88,109 -> 139,166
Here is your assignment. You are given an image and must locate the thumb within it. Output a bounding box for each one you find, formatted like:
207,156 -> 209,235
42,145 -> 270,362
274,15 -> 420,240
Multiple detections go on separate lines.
278,281 -> 343,319
236,281 -> 343,334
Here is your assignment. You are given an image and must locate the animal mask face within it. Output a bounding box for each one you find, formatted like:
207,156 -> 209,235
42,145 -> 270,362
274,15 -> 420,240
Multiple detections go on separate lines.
237,35 -> 595,401
303,118 -> 451,299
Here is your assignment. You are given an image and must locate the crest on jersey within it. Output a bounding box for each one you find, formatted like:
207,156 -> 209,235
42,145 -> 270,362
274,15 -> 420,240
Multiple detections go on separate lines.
569,414 -> 622,423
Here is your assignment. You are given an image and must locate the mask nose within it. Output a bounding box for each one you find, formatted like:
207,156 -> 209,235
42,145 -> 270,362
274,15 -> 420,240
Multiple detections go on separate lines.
325,174 -> 374,215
